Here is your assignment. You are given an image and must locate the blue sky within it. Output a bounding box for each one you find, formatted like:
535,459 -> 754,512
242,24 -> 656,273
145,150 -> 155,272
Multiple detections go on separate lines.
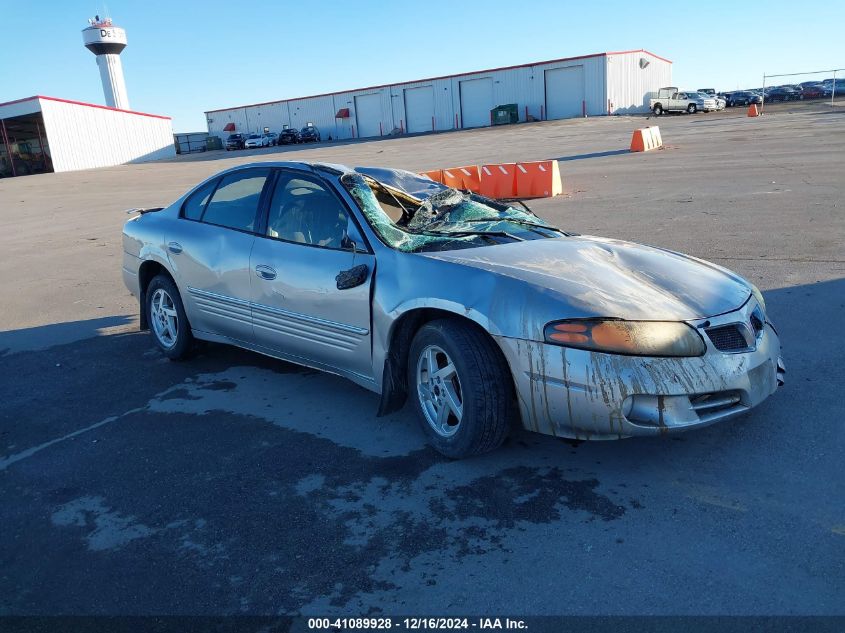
1,0 -> 842,131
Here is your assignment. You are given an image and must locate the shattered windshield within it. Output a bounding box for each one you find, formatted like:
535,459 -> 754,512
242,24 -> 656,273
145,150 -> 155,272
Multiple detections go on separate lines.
341,168 -> 565,253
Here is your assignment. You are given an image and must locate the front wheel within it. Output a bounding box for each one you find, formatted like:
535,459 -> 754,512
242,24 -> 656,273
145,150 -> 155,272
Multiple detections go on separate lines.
652,104 -> 663,116
408,319 -> 515,458
687,103 -> 698,114
146,274 -> 193,360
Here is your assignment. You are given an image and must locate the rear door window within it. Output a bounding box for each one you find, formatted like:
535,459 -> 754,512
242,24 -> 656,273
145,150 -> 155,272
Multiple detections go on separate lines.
201,168 -> 271,232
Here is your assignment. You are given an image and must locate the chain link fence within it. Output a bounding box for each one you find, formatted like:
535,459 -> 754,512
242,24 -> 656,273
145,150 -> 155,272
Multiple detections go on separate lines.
759,68 -> 844,112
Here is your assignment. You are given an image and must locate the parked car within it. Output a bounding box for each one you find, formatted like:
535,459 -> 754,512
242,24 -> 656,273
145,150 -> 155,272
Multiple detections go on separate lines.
691,92 -> 719,111
725,91 -> 762,107
278,128 -> 301,145
244,134 -> 269,149
766,86 -> 800,102
122,162 -> 784,458
695,89 -> 724,110
264,132 -> 279,146
300,125 -> 321,142
799,84 -> 830,99
225,133 -> 245,151
650,87 -> 714,115
711,94 -> 727,110
821,78 -> 845,94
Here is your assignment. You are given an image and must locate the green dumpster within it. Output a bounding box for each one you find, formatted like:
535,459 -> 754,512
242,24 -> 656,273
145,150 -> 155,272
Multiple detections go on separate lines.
206,136 -> 223,151
491,104 -> 519,125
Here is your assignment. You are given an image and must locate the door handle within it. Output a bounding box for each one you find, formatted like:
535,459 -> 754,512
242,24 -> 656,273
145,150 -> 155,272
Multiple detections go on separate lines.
255,264 -> 277,280
167,241 -> 182,254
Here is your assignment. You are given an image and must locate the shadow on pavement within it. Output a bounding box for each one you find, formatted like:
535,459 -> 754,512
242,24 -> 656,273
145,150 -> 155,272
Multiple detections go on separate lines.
553,149 -> 630,162
0,314 -> 136,356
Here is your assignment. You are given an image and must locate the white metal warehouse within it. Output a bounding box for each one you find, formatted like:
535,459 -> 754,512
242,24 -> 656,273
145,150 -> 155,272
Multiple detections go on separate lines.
0,96 -> 175,177
205,49 -> 671,141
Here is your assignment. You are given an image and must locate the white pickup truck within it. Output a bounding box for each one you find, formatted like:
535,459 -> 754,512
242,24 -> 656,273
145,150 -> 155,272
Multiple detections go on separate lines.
649,87 -> 716,115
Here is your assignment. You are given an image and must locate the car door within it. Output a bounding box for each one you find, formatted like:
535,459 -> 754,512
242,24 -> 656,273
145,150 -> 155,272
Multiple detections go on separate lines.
165,167 -> 272,344
249,169 -> 375,380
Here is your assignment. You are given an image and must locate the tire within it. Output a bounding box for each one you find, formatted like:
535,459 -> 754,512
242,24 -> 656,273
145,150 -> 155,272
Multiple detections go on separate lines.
687,103 -> 697,114
408,319 -> 515,458
145,274 -> 193,360
652,104 -> 663,116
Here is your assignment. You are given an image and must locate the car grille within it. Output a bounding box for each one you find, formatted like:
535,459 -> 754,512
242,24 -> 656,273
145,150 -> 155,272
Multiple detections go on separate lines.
690,392 -> 742,414
706,324 -> 751,352
689,391 -> 746,423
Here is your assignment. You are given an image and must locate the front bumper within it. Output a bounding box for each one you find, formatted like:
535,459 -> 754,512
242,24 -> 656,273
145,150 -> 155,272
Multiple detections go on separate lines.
496,309 -> 783,440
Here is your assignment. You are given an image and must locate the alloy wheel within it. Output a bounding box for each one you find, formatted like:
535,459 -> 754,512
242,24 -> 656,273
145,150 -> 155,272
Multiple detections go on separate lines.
150,288 -> 179,349
416,345 -> 464,438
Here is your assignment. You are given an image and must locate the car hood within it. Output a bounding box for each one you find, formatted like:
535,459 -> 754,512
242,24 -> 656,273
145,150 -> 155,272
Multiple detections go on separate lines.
420,235 -> 751,321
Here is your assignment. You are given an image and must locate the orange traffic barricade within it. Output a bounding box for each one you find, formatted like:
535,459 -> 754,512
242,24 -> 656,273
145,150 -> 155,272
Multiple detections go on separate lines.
441,165 -> 481,193
515,160 -> 563,198
630,126 -> 663,152
747,104 -> 759,117
648,126 -> 663,147
480,163 -> 518,199
420,169 -> 444,183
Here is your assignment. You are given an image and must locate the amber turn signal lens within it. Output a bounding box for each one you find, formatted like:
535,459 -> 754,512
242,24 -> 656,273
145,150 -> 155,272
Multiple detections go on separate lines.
554,323 -> 588,333
591,322 -> 634,349
548,332 -> 589,344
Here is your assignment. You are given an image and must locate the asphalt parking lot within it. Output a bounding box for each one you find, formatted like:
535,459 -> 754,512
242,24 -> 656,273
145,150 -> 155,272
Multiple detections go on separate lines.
1,100 -> 843,616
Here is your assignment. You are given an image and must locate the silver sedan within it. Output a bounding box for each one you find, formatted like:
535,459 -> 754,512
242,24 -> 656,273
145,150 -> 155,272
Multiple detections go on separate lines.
122,162 -> 784,458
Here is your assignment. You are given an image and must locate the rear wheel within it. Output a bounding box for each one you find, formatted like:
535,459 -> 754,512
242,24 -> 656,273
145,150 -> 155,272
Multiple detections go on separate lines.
652,104 -> 663,116
408,319 -> 515,458
687,103 -> 698,114
146,275 -> 192,360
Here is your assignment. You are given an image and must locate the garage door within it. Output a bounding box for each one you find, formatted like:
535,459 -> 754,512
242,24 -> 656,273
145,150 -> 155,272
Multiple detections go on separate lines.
355,93 -> 383,138
460,78 -> 494,128
404,86 -> 435,133
545,66 -> 585,120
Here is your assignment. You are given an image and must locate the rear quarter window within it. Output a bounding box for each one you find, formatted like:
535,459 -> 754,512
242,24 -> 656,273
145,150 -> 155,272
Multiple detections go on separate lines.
181,179 -> 218,221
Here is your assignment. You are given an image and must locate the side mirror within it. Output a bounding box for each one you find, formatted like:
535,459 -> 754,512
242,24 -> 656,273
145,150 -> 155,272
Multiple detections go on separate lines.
341,229 -> 360,253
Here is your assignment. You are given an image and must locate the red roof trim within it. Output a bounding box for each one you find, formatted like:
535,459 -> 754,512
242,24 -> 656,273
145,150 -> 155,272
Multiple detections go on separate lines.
606,49 -> 673,65
0,95 -> 172,120
205,49 -> 672,114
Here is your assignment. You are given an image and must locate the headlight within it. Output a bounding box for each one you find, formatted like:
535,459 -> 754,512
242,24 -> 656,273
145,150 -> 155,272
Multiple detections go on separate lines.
749,284 -> 766,314
544,319 -> 706,357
